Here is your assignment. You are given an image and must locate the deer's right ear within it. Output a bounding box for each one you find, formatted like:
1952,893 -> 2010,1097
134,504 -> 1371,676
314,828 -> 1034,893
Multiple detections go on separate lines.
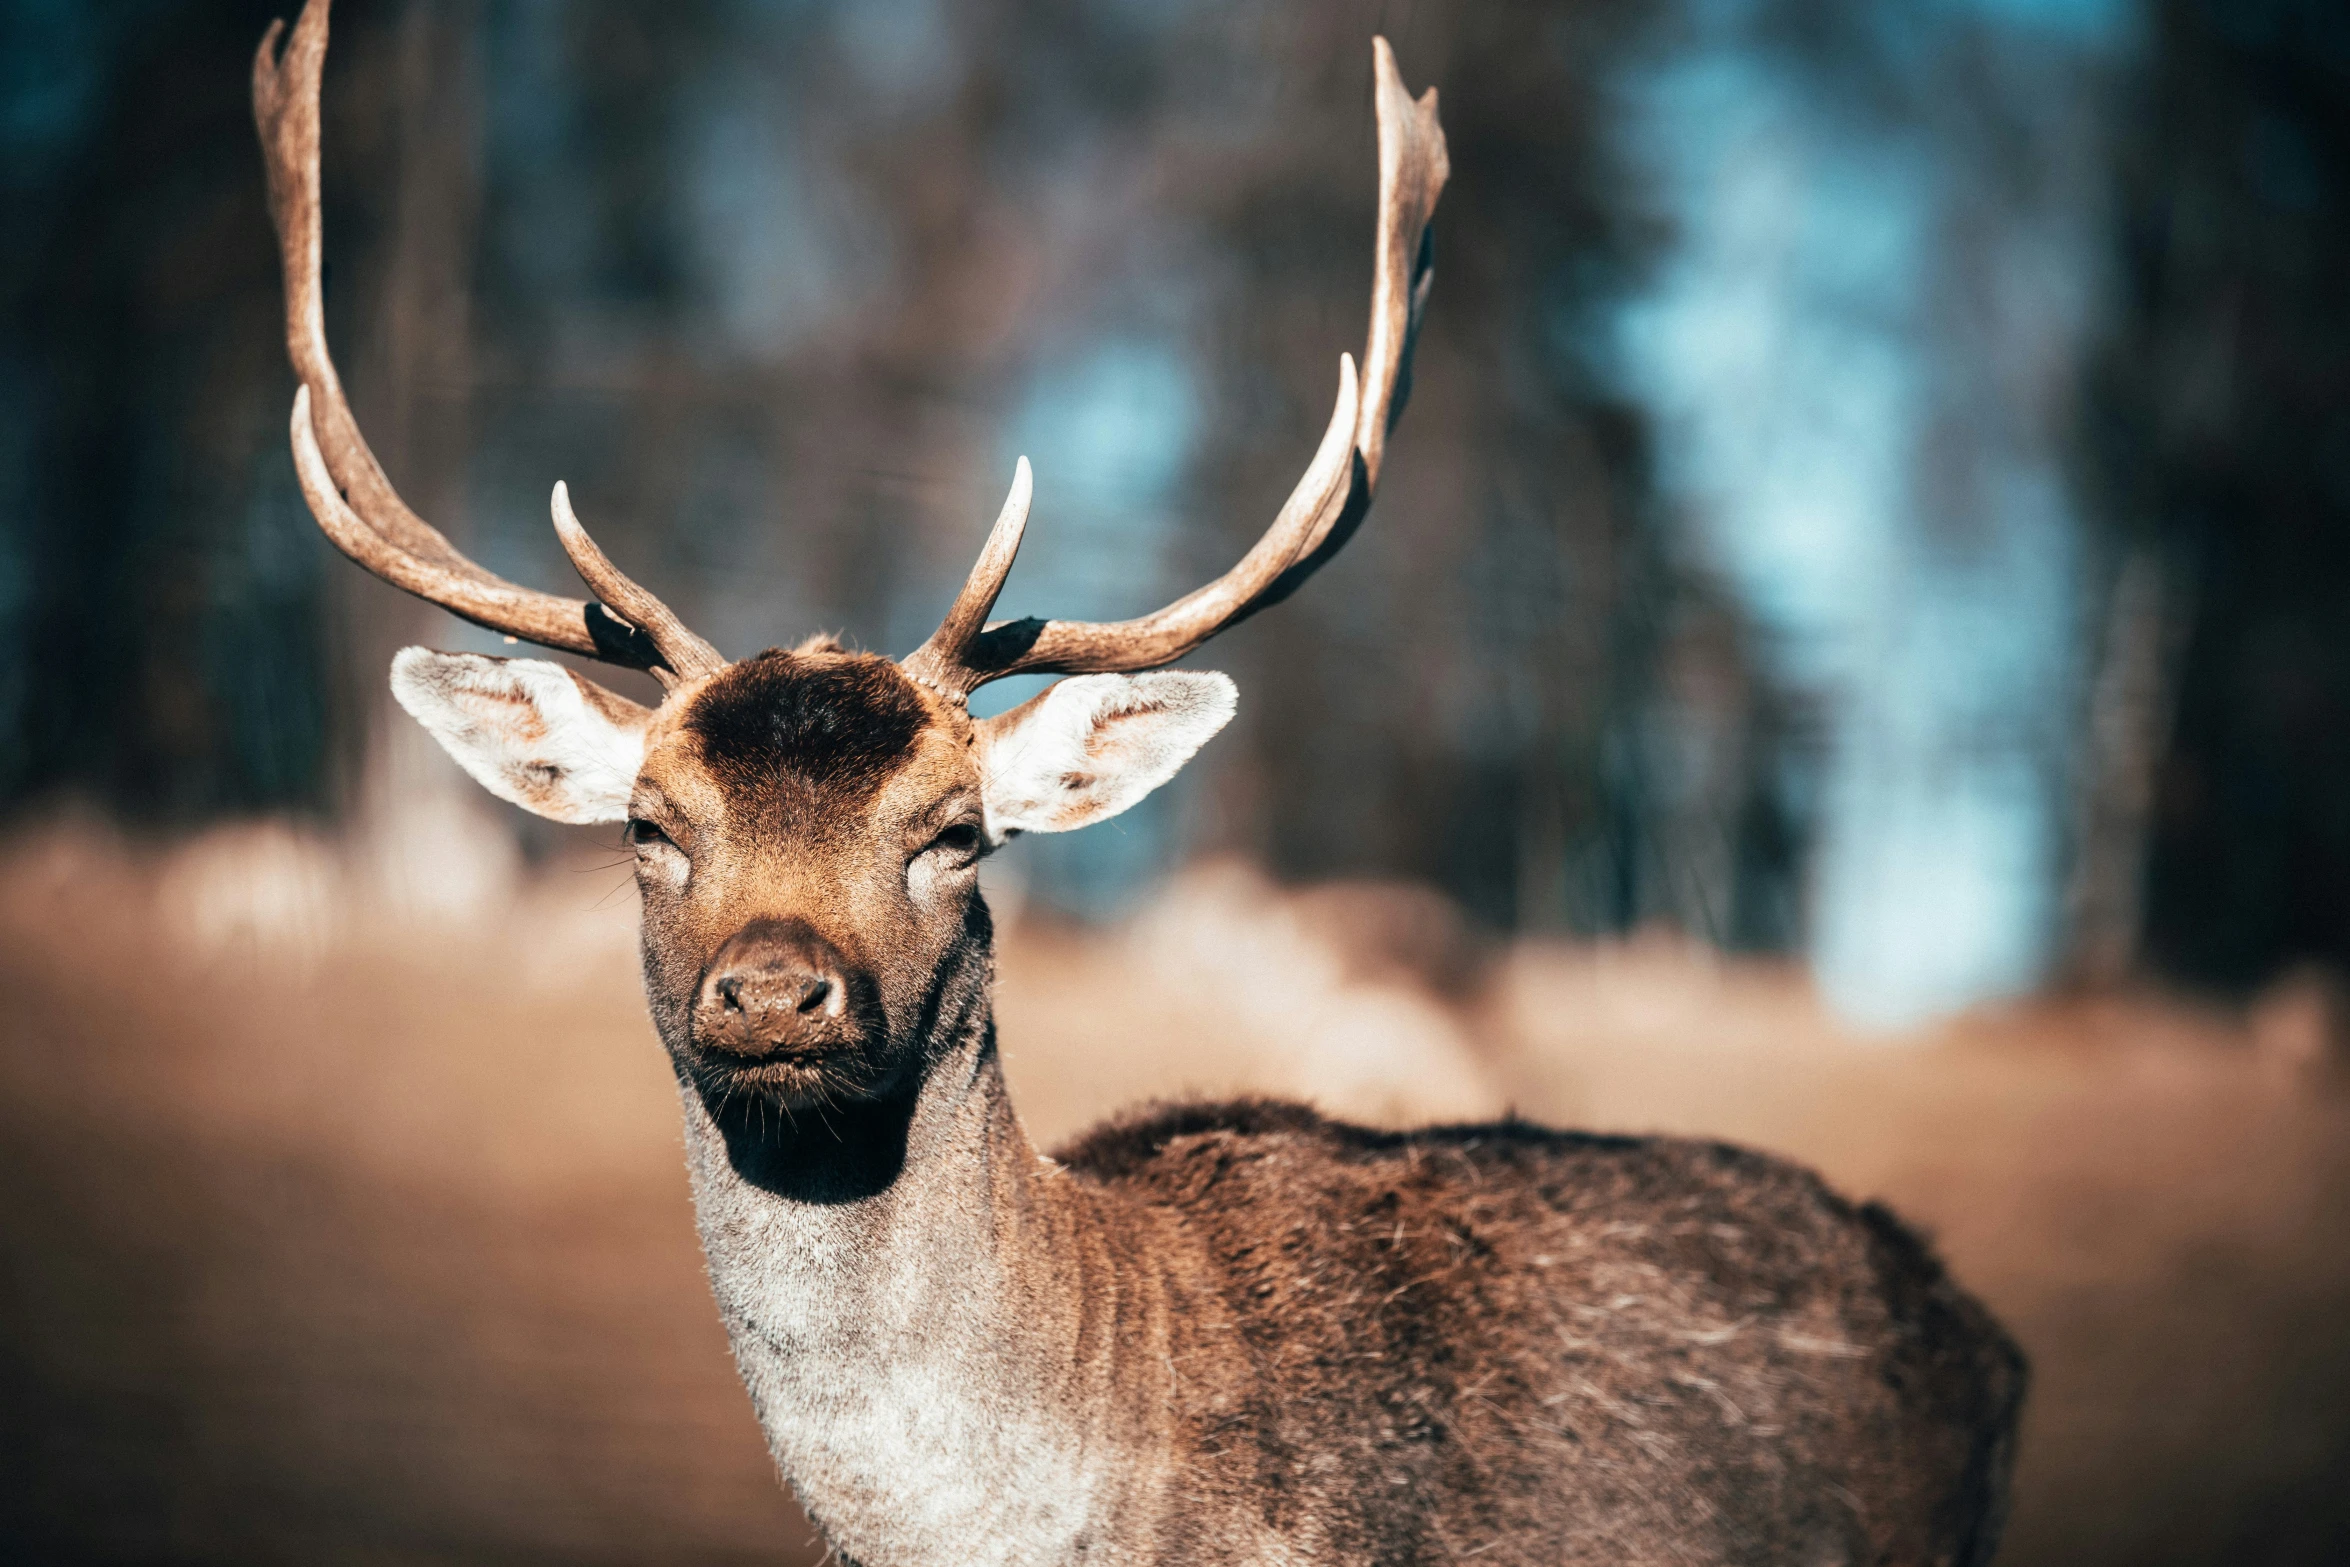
389,648 -> 652,824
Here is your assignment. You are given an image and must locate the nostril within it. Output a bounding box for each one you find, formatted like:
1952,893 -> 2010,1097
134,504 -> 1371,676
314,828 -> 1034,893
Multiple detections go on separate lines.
697,919 -> 861,1055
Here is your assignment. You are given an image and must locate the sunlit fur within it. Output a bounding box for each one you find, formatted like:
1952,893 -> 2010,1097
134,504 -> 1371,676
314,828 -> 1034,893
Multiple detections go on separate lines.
977,672 -> 1236,840
560,645 -> 2029,1567
389,649 -> 650,824
630,648 -> 993,1121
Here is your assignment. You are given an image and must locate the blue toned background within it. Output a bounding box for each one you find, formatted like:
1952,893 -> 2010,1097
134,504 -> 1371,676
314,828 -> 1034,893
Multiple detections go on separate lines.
3,0 -> 2345,1018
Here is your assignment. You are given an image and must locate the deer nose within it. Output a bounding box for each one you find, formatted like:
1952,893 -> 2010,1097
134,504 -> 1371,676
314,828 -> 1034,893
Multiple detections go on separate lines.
715,969 -> 832,1016
694,918 -> 854,1059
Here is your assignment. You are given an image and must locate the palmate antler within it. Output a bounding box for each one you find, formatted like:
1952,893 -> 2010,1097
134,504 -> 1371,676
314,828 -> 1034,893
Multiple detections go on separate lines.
899,39 -> 1447,705
254,0 -> 722,686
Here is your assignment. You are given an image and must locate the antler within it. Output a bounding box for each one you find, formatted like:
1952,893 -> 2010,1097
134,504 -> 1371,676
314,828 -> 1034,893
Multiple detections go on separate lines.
901,37 -> 1447,703
255,0 -> 722,685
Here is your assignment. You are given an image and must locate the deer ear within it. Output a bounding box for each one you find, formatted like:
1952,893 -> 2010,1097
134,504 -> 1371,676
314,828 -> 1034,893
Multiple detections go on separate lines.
389,648 -> 652,824
975,671 -> 1235,840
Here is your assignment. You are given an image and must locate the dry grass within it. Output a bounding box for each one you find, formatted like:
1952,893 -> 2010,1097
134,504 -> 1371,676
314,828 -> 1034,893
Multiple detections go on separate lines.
2,828 -> 2345,1563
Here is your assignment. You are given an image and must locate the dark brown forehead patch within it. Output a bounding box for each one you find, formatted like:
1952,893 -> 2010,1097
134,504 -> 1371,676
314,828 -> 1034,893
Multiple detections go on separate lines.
683,650 -> 931,807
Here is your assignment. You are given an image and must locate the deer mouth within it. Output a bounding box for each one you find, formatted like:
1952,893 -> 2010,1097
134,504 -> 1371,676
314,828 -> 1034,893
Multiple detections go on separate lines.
698,1055 -> 848,1110
681,1029 -> 903,1113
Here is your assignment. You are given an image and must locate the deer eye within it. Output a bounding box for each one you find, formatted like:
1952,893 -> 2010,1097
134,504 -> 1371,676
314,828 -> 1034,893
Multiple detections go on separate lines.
625,818 -> 674,852
922,821 -> 984,864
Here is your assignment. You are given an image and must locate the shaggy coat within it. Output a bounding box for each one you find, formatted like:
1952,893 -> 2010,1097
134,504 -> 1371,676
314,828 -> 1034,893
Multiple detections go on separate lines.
681,1006 -> 2025,1567
660,656 -> 2027,1567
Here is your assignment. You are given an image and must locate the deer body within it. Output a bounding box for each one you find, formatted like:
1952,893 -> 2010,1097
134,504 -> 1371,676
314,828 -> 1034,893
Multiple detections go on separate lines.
253,5 -> 2026,1561
677,972 -> 2021,1567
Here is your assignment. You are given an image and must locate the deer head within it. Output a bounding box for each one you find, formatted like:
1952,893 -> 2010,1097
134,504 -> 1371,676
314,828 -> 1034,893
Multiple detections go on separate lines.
255,0 -> 1446,1114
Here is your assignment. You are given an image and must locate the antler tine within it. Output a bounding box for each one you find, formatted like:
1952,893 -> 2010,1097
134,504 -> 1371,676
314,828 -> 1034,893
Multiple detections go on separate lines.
901,458 -> 1033,699
285,386 -> 593,647
1352,37 -> 1446,498
255,0 -> 711,679
551,484 -> 726,685
902,37 -> 1446,696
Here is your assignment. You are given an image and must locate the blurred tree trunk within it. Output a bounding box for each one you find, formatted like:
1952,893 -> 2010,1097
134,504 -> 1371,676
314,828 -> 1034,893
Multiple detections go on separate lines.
2062,546 -> 2187,987
2084,0 -> 2350,992
10,0 -> 338,823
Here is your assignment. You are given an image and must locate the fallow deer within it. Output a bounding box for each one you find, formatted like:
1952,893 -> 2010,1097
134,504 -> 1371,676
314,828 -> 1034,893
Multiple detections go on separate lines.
255,4 -> 2026,1562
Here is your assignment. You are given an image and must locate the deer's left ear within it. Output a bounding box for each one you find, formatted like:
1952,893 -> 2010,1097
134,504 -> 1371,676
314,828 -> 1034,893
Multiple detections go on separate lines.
975,671 -> 1236,840
389,648 -> 652,824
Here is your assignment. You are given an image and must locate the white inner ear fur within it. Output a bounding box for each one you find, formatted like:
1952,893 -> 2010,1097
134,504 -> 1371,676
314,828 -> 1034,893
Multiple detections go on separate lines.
976,671 -> 1236,840
389,648 -> 651,825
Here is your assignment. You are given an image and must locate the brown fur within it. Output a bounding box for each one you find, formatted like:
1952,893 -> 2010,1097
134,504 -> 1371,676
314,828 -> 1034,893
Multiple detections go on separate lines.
356,645 -> 2036,1562
686,650 -> 936,811
626,652 -> 983,1112
1048,1100 -> 2026,1565
609,655 -> 2030,1565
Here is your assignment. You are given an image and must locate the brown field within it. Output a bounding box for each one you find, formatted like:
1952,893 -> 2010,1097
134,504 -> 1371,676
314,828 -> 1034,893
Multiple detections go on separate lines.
3,827 -> 2346,1564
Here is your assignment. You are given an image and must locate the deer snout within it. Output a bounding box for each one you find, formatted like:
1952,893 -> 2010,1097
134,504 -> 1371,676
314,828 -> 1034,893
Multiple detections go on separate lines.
693,919 -> 856,1059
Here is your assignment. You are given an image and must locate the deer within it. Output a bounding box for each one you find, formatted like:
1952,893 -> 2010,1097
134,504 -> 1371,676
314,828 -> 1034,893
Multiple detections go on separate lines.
254,4 -> 2025,1562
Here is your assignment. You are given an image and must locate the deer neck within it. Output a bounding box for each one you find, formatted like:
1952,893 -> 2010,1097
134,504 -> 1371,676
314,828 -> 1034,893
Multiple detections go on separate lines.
671,942 -> 1176,1567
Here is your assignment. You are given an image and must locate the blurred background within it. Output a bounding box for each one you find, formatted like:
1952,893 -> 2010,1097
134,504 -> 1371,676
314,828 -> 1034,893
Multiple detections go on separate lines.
3,0 -> 2348,1561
